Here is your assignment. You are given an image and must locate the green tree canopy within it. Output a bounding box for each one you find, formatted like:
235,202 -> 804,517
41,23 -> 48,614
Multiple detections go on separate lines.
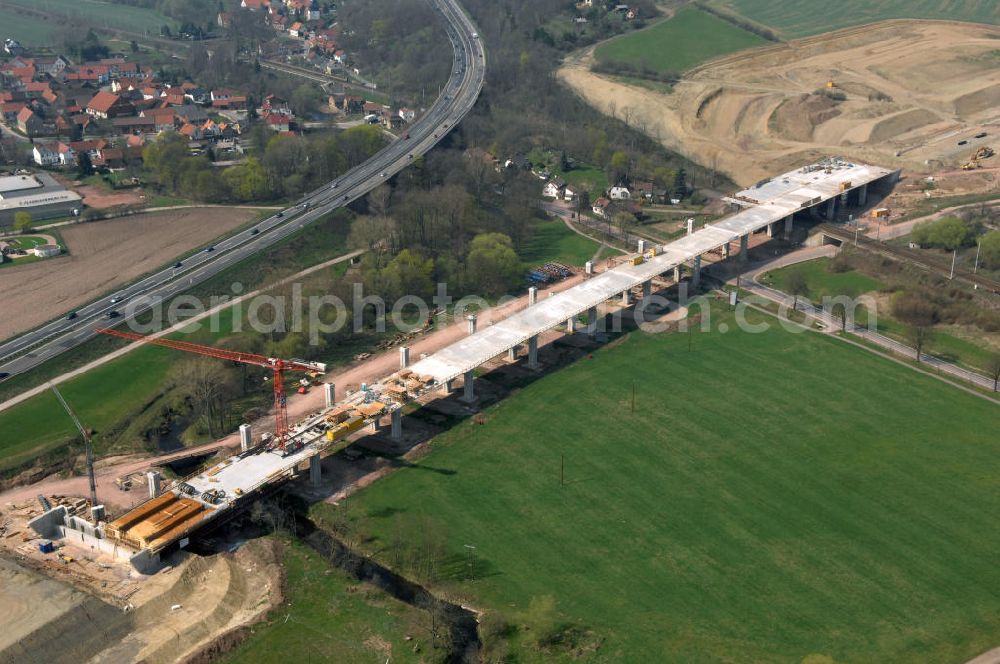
466,233 -> 521,297
910,216 -> 976,251
979,229 -> 1000,270
13,211 -> 32,232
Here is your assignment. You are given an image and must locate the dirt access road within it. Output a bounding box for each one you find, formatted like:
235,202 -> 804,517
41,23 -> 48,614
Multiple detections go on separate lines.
0,207 -> 260,340
0,270 -> 590,511
561,20 -> 1000,186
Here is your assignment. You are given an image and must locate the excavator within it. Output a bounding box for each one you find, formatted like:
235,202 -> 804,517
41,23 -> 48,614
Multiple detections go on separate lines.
962,145 -> 995,170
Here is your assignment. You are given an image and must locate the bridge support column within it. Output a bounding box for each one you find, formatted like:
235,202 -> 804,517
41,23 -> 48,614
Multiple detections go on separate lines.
527,335 -> 539,369
390,409 -> 402,441
324,383 -> 335,409
508,345 -> 518,361
826,198 -> 836,220
528,286 -> 538,306
686,218 -> 694,235
467,314 -> 477,335
147,471 -> 161,500
766,223 -> 775,238
637,239 -> 646,254
621,289 -> 630,306
566,316 -> 575,333
585,261 -> 593,275
440,379 -> 452,395
587,306 -> 598,333
692,255 -> 701,288
399,346 -> 410,369
784,215 -> 793,238
858,183 -> 868,207
461,370 -> 475,403
673,266 -> 681,282
642,280 -> 652,299
739,234 -> 749,262
310,453 -> 321,486
722,242 -> 730,259
239,423 -> 252,452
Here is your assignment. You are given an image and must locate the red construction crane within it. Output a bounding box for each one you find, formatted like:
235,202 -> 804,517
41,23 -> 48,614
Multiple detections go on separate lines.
96,328 -> 326,451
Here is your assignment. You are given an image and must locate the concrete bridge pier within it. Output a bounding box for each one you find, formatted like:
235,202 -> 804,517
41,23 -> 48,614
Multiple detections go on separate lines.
399,346 -> 410,369
722,242 -> 730,259
673,266 -> 681,282
239,423 -> 252,452
587,306 -> 598,333
440,379 -> 452,395
858,183 -> 868,207
508,345 -> 519,361
467,314 -> 477,335
692,255 -> 702,288
739,234 -> 749,261
461,369 -> 476,403
621,289 -> 631,306
324,383 -> 335,409
766,222 -> 776,238
310,453 -> 321,486
642,280 -> 652,299
527,335 -> 539,369
390,409 -> 402,440
528,286 -> 538,306
566,315 -> 575,333
784,215 -> 793,238
826,198 -> 836,220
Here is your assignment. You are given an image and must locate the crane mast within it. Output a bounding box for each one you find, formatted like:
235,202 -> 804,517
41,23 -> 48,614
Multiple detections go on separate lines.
49,384 -> 98,510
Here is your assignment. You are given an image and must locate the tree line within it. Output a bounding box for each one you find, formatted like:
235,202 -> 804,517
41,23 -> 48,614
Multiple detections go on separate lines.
142,124 -> 387,203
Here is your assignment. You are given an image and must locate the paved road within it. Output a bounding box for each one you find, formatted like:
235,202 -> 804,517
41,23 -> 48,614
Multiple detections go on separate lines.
0,0 -> 485,383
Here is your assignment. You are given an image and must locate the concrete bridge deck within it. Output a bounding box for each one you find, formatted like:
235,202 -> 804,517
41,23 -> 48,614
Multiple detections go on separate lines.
411,157 -> 895,384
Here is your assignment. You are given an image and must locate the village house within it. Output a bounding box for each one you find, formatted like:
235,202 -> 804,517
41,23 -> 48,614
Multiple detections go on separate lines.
542,177 -> 567,199
592,197 -> 613,218
609,184 -> 631,200
16,106 -> 42,135
86,91 -> 134,119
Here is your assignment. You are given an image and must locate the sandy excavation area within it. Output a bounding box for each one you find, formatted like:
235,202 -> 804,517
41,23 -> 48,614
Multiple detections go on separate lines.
560,20 -> 1000,186
0,208 -> 259,340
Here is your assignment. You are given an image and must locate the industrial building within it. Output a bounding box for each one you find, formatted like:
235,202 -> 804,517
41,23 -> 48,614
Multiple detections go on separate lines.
29,157 -> 898,573
0,172 -> 83,227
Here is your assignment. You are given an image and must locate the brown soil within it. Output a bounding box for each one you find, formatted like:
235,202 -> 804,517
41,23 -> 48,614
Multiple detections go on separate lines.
75,184 -> 145,209
559,20 -> 1000,186
0,207 -> 259,339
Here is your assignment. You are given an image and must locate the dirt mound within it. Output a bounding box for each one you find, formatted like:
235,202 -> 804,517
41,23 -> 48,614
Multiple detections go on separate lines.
560,19 -> 1000,186
868,108 -> 939,143
770,93 -> 842,142
954,83 -> 1000,117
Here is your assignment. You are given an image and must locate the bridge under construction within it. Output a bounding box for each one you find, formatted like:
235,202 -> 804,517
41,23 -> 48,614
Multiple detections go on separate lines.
29,157 -> 897,573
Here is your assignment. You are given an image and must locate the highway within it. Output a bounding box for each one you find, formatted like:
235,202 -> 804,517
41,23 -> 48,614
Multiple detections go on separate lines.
0,0 -> 484,382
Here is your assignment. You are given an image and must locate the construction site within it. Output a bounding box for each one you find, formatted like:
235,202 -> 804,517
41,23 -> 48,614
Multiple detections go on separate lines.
11,157 -> 899,580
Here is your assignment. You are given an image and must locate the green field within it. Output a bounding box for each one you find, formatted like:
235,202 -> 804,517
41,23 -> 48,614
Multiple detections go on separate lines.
763,257 -> 884,302
222,539 -> 436,664
5,0 -> 176,37
763,258 -> 999,371
708,0 -> 1000,38
0,344 -> 175,470
344,305 -> 1000,662
555,165 -> 608,201
520,219 -> 600,267
595,7 -> 769,74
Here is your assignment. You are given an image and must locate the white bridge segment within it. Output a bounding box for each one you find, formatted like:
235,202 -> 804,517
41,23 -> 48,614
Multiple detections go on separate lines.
409,159 -> 895,384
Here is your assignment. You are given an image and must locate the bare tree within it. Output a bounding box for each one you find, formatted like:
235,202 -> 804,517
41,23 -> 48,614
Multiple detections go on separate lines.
785,269 -> 809,310
893,293 -> 939,362
987,353 -> 1000,392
